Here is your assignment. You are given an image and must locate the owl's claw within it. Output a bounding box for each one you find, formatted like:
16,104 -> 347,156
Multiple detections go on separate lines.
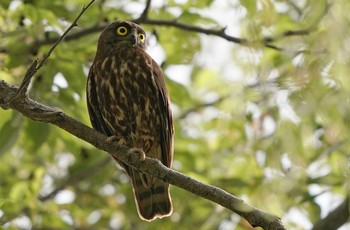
128,148 -> 146,161
106,135 -> 127,146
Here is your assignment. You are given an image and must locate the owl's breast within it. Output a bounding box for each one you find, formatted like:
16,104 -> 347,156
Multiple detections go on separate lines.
93,51 -> 161,146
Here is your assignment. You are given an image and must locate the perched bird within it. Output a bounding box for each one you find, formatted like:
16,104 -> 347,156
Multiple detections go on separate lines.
86,20 -> 174,221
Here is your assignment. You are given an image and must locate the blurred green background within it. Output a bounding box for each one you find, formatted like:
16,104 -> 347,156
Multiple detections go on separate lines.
0,0 -> 349,229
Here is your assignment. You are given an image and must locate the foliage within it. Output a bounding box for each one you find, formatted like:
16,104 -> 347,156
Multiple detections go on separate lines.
0,0 -> 349,229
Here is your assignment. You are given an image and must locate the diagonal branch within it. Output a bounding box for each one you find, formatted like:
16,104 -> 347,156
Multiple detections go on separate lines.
29,24 -> 105,55
3,0 -> 96,108
178,96 -> 228,119
0,80 -> 287,230
138,0 -> 152,21
311,196 -> 349,230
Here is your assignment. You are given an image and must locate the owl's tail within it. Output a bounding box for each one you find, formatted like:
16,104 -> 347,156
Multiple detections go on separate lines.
130,169 -> 173,221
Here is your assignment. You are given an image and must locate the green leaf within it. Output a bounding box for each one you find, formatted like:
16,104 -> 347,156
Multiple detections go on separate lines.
158,27 -> 200,64
166,77 -> 192,107
0,113 -> 23,155
178,11 -> 218,27
31,167 -> 45,193
24,120 -> 50,152
240,0 -> 257,16
9,181 -> 30,201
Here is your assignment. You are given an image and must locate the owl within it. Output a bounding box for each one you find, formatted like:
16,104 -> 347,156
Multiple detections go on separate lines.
86,20 -> 174,221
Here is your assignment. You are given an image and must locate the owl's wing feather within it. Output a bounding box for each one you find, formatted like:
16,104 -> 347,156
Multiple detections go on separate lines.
126,58 -> 174,220
87,68 -> 113,136
151,59 -> 174,168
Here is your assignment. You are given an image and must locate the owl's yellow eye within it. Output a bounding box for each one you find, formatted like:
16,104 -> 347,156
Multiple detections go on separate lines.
138,33 -> 145,43
117,26 -> 128,36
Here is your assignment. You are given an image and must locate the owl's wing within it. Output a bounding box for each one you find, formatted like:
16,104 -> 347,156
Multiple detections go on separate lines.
152,59 -> 174,168
86,68 -> 112,136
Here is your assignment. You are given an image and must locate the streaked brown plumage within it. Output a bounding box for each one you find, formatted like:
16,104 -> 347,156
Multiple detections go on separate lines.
86,21 -> 174,221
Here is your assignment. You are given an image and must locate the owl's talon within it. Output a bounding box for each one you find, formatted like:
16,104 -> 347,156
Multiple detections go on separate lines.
107,135 -> 127,146
129,148 -> 146,161
106,135 -> 118,142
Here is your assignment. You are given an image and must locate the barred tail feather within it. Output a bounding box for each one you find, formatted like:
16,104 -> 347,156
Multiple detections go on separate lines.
130,169 -> 173,221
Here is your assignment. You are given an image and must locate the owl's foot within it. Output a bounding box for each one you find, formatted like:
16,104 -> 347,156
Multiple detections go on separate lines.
106,135 -> 127,146
128,148 -> 146,161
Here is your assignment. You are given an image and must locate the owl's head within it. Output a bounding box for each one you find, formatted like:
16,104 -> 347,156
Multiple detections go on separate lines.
98,21 -> 147,51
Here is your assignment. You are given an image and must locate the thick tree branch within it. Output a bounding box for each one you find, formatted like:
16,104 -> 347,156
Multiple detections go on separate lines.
0,80 -> 286,230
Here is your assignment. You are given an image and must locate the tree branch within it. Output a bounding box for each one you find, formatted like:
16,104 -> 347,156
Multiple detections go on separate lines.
136,18 -> 252,45
3,0 -> 96,108
311,196 -> 349,230
0,17 -> 313,55
29,24 -> 105,55
0,80 -> 286,229
178,96 -> 228,119
138,0 -> 152,21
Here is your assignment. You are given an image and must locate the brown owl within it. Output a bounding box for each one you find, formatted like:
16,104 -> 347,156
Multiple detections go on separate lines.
86,20 -> 174,221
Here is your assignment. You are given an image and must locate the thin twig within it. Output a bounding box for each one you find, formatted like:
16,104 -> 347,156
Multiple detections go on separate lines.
263,28 -> 314,43
2,59 -> 38,109
5,0 -> 96,107
29,24 -> 105,54
178,96 -> 228,119
138,0 -> 152,20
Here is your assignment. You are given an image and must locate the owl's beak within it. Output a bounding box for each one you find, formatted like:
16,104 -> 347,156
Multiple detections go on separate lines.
131,30 -> 138,47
